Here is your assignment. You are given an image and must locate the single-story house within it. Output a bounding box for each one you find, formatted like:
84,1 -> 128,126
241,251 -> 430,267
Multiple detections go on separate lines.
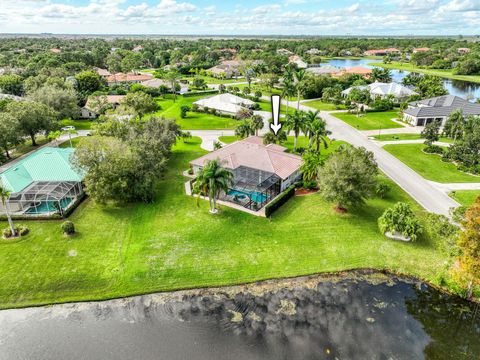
206,60 -> 243,79
403,95 -> 480,127
0,147 -> 84,216
306,65 -> 341,76
288,55 -> 308,69
81,95 -> 125,119
133,45 -> 144,52
141,78 -> 189,94
94,67 -> 111,77
333,66 -> 372,79
457,48 -> 470,54
364,48 -> 400,56
189,136 -> 302,211
342,82 -> 417,102
413,47 -> 430,53
106,72 -> 153,86
193,93 -> 255,115
277,48 -> 294,56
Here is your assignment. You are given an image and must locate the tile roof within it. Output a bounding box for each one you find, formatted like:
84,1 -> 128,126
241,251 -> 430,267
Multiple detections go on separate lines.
190,136 -> 302,180
405,95 -> 480,118
0,147 -> 84,193
106,73 -> 153,83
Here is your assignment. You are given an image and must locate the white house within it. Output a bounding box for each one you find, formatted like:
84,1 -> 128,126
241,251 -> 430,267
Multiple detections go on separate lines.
342,82 -> 417,102
288,55 -> 308,69
193,93 -> 255,115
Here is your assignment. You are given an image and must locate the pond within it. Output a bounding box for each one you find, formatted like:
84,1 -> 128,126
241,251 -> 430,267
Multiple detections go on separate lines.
0,271 -> 479,360
325,58 -> 480,100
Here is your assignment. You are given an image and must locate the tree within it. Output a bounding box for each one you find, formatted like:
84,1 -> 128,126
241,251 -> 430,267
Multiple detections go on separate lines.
235,120 -> 255,139
0,112 -> 22,159
294,68 -> 306,110
120,91 -> 159,119
0,185 -> 15,238
6,101 -> 58,146
453,196 -> 480,297
301,151 -> 323,184
443,109 -> 465,142
180,105 -> 190,118
259,73 -> 278,91
243,67 -> 255,88
415,75 -> 448,98
284,110 -> 306,152
421,120 -> 441,146
192,159 -> 234,214
263,130 -> 287,145
318,146 -> 378,211
378,202 -> 422,241
305,113 -> 331,153
27,84 -> 79,119
281,77 -> 295,115
0,74 -> 23,96
74,70 -> 105,97
250,114 -> 264,136
371,67 -> 392,83
163,71 -> 182,102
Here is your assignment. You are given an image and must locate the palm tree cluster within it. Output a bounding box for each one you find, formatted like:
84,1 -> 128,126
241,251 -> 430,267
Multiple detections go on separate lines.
234,114 -> 264,138
284,109 -> 331,153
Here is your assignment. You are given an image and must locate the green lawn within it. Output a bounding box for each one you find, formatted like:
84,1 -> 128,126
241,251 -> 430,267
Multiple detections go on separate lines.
59,137 -> 85,148
334,110 -> 403,131
369,61 -> 480,84
0,136 -> 457,309
450,190 -> 480,207
181,75 -> 242,85
60,119 -> 94,131
372,133 -> 453,143
303,100 -> 345,111
4,136 -> 50,163
384,143 -> 480,183
152,95 -> 239,130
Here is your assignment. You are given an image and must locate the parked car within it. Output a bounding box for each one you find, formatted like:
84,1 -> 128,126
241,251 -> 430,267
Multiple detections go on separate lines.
61,126 -> 76,131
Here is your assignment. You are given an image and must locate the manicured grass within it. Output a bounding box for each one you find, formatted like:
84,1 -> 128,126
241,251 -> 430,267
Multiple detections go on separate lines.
59,137 -> 85,148
369,61 -> 480,84
181,75 -> 242,84
334,110 -> 403,131
60,119 -> 94,131
372,133 -> 453,143
5,136 -> 50,163
450,190 -> 480,207
152,95 -> 239,130
384,143 -> 480,183
0,136 -> 456,309
303,100 -> 345,111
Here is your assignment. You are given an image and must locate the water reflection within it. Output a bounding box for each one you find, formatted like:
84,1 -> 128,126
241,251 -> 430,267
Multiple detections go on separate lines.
0,272 -> 478,360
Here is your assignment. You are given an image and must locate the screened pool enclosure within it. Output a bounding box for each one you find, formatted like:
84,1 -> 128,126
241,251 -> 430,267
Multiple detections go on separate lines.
221,166 -> 281,211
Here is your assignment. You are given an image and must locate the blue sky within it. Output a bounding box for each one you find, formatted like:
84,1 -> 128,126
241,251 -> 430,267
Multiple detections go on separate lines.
0,0 -> 479,35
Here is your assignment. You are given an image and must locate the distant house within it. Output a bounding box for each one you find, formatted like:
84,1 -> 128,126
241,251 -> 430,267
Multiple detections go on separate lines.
364,48 -> 400,56
141,78 -> 189,94
288,55 -> 308,69
306,65 -> 341,76
413,47 -> 430,53
50,48 -> 61,54
403,95 -> 480,127
206,60 -> 243,79
93,67 -> 111,78
189,136 -> 302,212
81,95 -> 125,119
193,93 -> 255,115
342,82 -> 417,102
457,48 -> 471,54
305,48 -> 321,55
333,66 -> 372,79
133,45 -> 144,52
106,72 -> 153,86
277,48 -> 294,56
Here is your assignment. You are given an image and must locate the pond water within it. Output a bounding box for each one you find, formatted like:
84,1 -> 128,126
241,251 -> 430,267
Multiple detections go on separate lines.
325,58 -> 480,100
0,271 -> 479,360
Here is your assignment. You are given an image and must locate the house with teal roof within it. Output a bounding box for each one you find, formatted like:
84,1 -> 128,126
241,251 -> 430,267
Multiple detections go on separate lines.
0,147 -> 84,216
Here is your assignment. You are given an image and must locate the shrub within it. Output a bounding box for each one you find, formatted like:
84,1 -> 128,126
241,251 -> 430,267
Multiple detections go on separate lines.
2,225 -> 29,238
254,90 -> 262,99
375,182 -> 391,199
424,213 -> 459,255
180,105 -> 190,118
450,205 -> 467,223
265,185 -> 295,217
424,145 -> 444,155
378,202 -> 422,241
302,180 -> 318,190
61,221 -> 75,235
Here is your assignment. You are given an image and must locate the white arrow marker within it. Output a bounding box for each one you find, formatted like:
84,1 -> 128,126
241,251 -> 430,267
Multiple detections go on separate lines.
270,94 -> 282,135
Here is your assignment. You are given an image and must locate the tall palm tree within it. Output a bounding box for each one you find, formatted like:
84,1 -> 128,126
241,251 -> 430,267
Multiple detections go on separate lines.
281,77 -> 295,115
192,160 -> 234,214
0,185 -> 15,237
163,71 -> 181,102
284,110 -> 306,152
294,68 -> 306,110
307,117 -> 331,153
235,120 -> 255,139
250,115 -> 264,136
303,110 -> 320,141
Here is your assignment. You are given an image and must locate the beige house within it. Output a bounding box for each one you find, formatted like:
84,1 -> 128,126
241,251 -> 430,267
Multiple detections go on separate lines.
106,72 -> 153,86
81,95 -> 125,119
207,60 -> 243,79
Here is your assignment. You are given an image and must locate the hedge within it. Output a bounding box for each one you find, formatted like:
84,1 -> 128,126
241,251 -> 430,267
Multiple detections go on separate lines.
183,90 -> 219,97
265,185 -> 296,218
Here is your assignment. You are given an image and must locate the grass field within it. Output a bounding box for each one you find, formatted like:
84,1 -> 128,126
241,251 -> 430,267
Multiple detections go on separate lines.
372,133 -> 453,143
152,95 -> 239,130
334,110 -> 403,131
0,136 -> 458,309
59,137 -> 85,148
450,190 -> 480,207
303,100 -> 345,111
384,143 -> 480,183
60,119 -> 94,131
369,61 -> 480,84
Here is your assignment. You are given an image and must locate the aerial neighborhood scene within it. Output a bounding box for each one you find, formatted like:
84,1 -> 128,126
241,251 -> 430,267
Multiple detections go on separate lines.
0,0 -> 480,358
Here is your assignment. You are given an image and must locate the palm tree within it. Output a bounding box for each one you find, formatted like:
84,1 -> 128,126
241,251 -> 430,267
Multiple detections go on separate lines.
284,110 -> 306,152
307,117 -> 331,153
250,115 -> 264,136
235,120 -> 255,139
263,129 -> 287,145
301,151 -> 323,183
163,71 -> 181,102
281,77 -> 295,115
192,160 -> 233,214
294,68 -> 306,110
0,185 -> 15,237
303,110 -> 320,141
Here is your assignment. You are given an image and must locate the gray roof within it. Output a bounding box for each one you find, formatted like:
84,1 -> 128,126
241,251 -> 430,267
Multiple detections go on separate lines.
405,95 -> 480,118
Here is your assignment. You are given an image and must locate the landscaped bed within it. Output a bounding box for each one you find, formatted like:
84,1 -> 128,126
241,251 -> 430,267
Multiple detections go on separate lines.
0,137 -> 458,309
383,143 -> 480,183
334,110 -> 403,131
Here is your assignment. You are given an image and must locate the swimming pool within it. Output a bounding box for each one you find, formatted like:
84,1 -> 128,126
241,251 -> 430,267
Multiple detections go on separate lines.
228,189 -> 267,203
25,197 -> 73,214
